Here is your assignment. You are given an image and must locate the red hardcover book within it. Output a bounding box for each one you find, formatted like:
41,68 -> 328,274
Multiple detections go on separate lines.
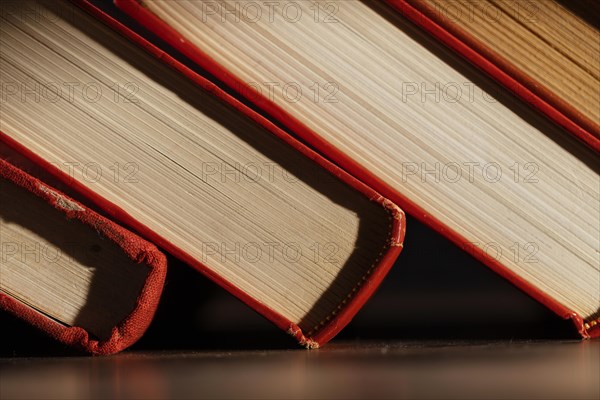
385,0 -> 600,152
0,0 -> 405,348
113,0 -> 599,338
0,159 -> 167,355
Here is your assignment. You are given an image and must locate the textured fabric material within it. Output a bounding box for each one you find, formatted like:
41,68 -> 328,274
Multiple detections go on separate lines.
0,159 -> 167,355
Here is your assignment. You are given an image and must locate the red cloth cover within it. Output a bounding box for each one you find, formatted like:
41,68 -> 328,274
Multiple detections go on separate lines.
0,159 -> 167,354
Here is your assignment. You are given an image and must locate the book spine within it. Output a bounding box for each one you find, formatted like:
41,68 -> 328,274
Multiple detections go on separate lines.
0,159 -> 167,355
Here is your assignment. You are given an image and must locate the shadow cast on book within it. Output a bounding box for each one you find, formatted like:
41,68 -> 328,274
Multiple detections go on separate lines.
3,0 -> 394,348
0,179 -> 147,352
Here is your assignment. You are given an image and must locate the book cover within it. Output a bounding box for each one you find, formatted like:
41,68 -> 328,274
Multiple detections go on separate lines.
0,159 -> 167,355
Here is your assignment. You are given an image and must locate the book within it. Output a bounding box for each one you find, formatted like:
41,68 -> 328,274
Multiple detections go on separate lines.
114,0 -> 600,337
0,159 -> 167,354
0,0 -> 405,348
386,0 -> 600,150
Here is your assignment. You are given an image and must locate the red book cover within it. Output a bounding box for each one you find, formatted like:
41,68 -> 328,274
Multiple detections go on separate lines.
0,0 -> 405,348
112,0 -> 598,338
0,159 -> 167,355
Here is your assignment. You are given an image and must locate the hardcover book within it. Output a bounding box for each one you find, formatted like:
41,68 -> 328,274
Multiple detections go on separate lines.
114,0 -> 599,337
387,0 -> 599,151
0,0 -> 405,348
0,159 -> 167,355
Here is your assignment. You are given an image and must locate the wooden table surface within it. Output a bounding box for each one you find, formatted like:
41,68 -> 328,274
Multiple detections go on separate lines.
1,340 -> 598,399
